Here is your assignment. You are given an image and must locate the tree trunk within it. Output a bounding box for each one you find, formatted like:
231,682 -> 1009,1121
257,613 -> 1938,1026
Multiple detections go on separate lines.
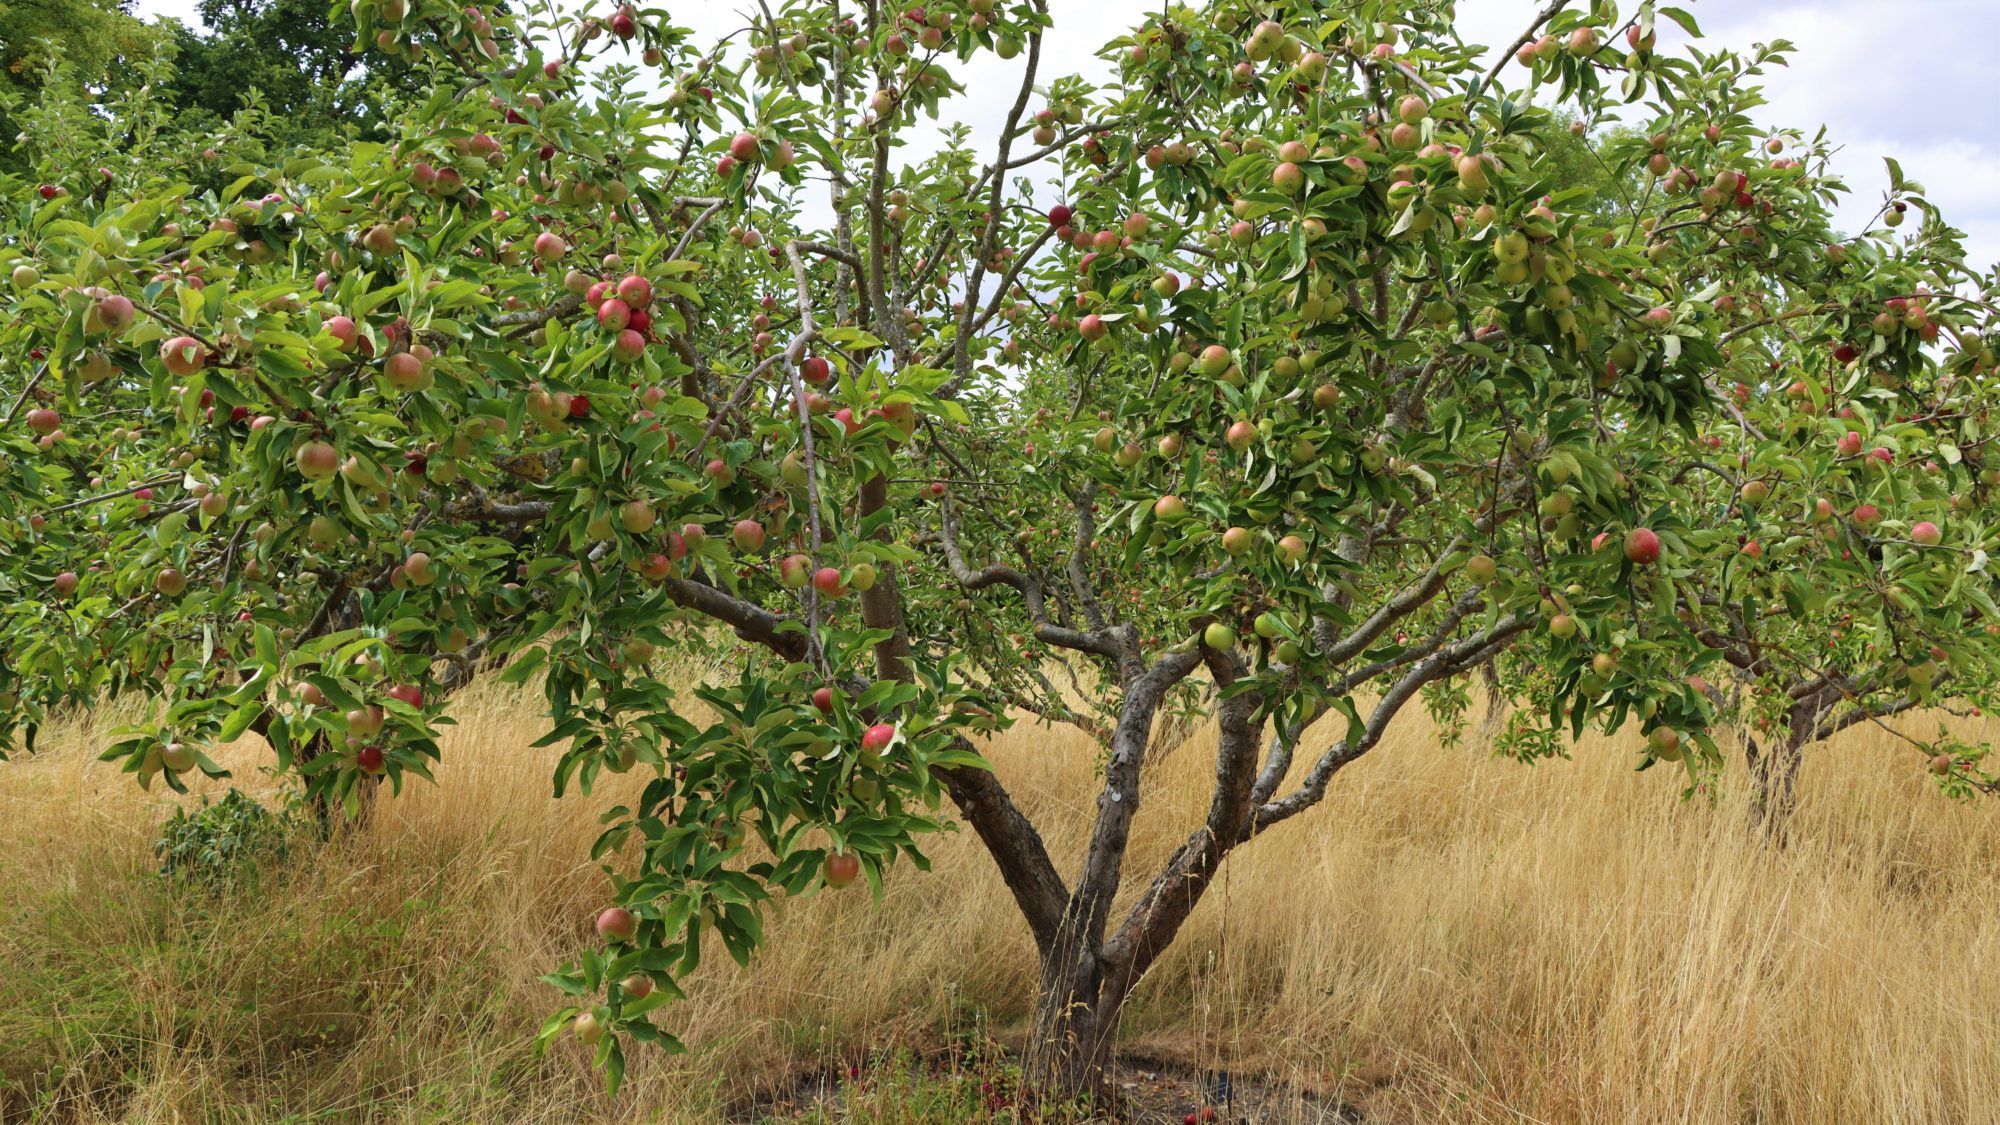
1019,652 -> 1264,1106
1021,924 -> 1127,1105
1747,722 -> 1806,845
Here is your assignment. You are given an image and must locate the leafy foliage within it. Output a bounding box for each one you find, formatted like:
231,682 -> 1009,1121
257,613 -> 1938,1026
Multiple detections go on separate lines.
154,786 -> 295,888
3,0 -> 1998,1097
160,0 -> 426,148
0,0 -> 174,175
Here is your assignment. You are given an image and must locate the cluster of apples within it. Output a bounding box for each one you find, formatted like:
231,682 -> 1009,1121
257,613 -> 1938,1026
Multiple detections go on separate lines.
583,273 -> 657,363
774,552 -> 880,601
291,678 -> 425,775
716,129 -> 796,180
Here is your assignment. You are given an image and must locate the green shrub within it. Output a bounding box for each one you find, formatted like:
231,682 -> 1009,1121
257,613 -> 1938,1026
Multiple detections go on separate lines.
154,788 -> 293,889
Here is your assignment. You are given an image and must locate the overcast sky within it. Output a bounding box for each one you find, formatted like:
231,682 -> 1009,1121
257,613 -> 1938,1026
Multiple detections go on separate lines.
135,0 -> 1998,270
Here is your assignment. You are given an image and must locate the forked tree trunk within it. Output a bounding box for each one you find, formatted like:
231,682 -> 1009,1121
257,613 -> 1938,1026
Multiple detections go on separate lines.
1020,656 -> 1267,1105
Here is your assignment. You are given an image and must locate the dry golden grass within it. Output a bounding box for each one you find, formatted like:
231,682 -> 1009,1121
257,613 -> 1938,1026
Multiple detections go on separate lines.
3,676 -> 1999,1123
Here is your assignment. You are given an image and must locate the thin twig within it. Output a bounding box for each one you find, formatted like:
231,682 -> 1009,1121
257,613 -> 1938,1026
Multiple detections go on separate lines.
2,362 -> 50,429
42,475 -> 180,515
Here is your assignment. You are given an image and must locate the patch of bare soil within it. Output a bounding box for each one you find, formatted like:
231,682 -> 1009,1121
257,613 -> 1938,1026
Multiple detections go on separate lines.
733,1035 -> 1365,1123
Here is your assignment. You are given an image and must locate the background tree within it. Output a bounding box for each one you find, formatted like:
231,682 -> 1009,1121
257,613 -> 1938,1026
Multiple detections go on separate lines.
0,0 -> 171,174
160,0 -> 425,148
2,0 -> 1996,1108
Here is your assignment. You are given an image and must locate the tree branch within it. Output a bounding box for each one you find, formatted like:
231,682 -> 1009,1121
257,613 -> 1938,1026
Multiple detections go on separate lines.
1099,644 -> 1265,998
935,494 -> 1122,660
1484,0 -> 1572,87
41,475 -> 181,515
2,361 -> 50,429
1252,614 -> 1534,832
1069,648 -> 1205,952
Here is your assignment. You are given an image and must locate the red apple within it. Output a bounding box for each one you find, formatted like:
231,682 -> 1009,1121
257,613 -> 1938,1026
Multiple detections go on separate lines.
296,441 -> 339,481
1624,527 -> 1661,565
159,336 -> 205,376
89,293 -> 134,334
615,274 -> 652,308
812,566 -> 846,597
824,852 -> 860,887
325,315 -> 359,351
384,350 -> 428,391
612,329 -> 646,362
596,905 -> 637,942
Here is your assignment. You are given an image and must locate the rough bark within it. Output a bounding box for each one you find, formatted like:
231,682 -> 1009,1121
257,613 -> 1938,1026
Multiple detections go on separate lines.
1021,649 -> 1262,1103
1749,678 -> 1849,845
1022,933 -> 1124,1104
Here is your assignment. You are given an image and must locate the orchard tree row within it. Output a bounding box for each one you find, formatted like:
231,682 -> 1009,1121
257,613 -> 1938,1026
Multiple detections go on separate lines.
3,0 -> 1998,1102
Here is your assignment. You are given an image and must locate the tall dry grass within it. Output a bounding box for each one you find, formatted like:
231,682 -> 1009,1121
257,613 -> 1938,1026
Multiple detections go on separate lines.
3,675 -> 1998,1123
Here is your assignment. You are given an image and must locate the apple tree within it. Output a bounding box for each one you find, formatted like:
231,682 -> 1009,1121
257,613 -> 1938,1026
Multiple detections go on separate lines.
2,0 -> 1997,1103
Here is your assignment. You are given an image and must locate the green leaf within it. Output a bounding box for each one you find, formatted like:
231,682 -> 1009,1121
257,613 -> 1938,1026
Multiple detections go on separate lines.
218,701 -> 263,743
1658,7 -> 1702,36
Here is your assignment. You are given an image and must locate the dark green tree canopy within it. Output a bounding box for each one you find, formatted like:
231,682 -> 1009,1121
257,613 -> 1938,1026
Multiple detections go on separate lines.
0,0 -> 172,173
161,0 -> 424,145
